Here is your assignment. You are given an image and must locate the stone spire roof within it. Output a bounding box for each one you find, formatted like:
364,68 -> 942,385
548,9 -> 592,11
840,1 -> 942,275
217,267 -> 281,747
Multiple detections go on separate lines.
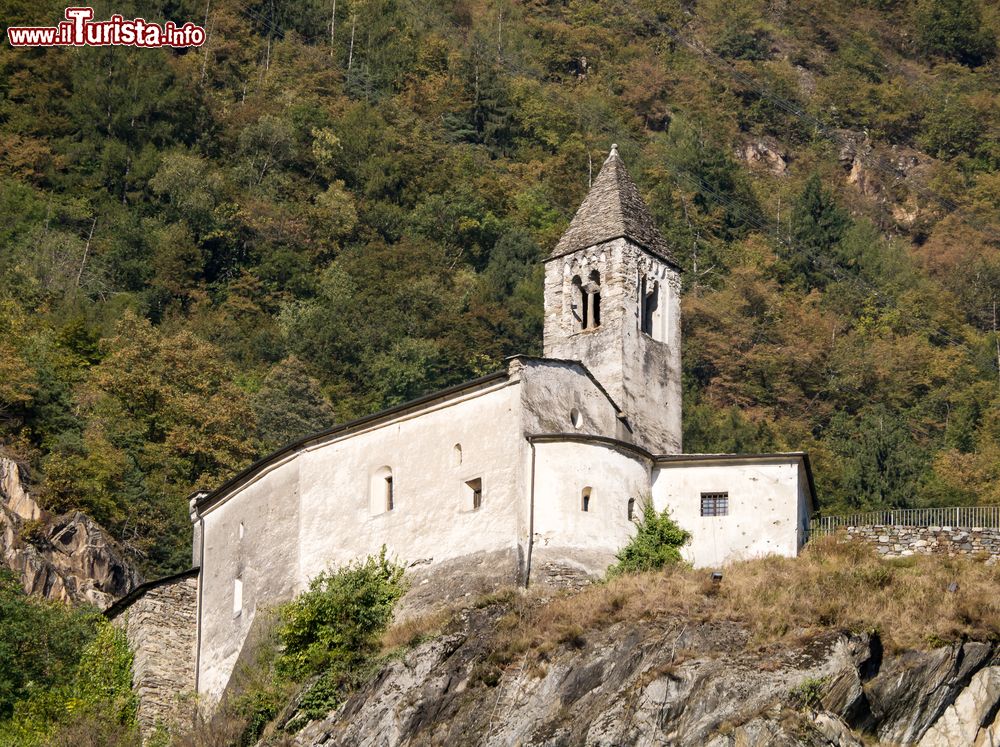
551,145 -> 676,265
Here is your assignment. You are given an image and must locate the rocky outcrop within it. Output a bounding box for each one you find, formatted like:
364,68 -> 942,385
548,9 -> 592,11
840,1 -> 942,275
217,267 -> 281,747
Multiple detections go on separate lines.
736,137 -> 788,175
286,604 -> 999,746
0,456 -> 41,521
0,456 -> 140,608
835,129 -> 937,228
919,666 -> 1000,747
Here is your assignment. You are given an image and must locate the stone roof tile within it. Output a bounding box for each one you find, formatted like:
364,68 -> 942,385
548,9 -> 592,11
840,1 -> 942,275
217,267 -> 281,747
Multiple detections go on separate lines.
552,145 -> 676,265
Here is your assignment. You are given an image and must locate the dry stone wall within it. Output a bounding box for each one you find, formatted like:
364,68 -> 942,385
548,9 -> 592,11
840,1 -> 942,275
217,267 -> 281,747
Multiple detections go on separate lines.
109,570 -> 199,742
840,525 -> 1000,561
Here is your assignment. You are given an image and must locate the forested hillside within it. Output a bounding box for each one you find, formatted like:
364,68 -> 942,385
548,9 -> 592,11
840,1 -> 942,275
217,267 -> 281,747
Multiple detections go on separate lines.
0,0 -> 997,577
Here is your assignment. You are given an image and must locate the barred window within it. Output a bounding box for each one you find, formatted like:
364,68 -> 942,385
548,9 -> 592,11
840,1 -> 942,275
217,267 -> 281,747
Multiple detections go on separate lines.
700,492 -> 729,517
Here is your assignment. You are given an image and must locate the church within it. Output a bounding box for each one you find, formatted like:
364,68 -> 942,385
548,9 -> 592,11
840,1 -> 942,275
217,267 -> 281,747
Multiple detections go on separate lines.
112,146 -> 816,711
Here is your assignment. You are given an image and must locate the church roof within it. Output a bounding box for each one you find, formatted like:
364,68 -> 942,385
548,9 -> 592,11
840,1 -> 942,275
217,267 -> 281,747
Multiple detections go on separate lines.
550,145 -> 677,266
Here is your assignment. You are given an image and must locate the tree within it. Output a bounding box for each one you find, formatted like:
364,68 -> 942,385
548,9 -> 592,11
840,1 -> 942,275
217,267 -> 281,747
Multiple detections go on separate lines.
913,0 -> 996,67
42,313 -> 257,573
830,407 -> 926,510
786,173 -> 849,289
0,302 -> 37,436
253,357 -> 336,453
0,571 -> 98,721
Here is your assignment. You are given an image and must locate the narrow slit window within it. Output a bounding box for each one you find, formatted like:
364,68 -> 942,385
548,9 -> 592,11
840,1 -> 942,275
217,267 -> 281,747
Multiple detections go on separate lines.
371,466 -> 393,514
588,270 -> 601,328
233,576 -> 243,617
640,278 -> 658,337
700,492 -> 729,517
627,497 -> 636,521
465,478 -> 483,510
581,487 -> 592,512
572,275 -> 587,330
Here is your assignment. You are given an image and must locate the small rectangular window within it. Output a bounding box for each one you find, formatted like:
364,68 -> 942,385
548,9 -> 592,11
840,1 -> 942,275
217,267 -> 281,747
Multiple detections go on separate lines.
700,492 -> 729,517
464,478 -> 483,511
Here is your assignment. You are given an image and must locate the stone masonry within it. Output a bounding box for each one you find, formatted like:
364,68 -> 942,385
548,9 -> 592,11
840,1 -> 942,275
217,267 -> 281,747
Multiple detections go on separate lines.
108,570 -> 199,742
841,525 -> 1000,562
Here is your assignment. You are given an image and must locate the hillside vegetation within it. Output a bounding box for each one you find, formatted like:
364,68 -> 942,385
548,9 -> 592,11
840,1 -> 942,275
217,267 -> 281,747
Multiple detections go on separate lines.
0,0 -> 998,576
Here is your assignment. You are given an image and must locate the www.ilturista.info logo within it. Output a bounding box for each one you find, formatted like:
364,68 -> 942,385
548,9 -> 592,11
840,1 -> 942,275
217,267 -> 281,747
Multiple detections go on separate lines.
7,7 -> 206,48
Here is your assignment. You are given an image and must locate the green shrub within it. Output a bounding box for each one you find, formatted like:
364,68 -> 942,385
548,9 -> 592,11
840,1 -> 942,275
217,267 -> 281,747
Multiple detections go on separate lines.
790,677 -> 829,710
0,620 -> 137,747
0,571 -> 100,721
220,547 -> 410,740
609,500 -> 691,576
276,546 -> 407,680
913,0 -> 996,67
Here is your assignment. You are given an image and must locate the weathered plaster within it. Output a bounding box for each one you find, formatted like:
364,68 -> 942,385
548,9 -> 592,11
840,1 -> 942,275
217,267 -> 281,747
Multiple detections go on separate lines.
530,438 -> 651,580
652,456 -> 809,568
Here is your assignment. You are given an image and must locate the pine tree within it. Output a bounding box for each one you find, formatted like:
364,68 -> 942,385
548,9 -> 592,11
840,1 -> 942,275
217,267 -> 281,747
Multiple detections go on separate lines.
787,173 -> 849,289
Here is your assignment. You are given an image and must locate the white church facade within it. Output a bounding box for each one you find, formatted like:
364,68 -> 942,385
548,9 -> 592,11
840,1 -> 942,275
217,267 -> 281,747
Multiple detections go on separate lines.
171,146 -> 816,703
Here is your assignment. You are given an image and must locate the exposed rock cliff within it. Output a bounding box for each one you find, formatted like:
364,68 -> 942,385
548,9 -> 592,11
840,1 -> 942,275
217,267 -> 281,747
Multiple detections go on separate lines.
287,604 -> 998,746
0,456 -> 140,608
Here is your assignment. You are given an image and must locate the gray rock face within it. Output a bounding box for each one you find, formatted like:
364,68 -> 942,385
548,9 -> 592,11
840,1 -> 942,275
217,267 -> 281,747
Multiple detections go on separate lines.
0,456 -> 140,608
834,128 -> 937,228
286,604 -> 999,747
0,456 -> 41,521
861,641 -> 994,744
920,666 -> 1000,747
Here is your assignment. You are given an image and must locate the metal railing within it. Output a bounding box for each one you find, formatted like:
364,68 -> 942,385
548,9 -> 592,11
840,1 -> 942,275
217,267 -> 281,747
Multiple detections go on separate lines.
810,506 -> 1000,536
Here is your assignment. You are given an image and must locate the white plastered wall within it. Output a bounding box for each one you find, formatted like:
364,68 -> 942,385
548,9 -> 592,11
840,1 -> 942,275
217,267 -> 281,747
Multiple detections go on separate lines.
296,382 -> 525,582
197,454 -> 300,702
196,378 -> 526,704
651,458 -> 808,569
529,440 -> 650,575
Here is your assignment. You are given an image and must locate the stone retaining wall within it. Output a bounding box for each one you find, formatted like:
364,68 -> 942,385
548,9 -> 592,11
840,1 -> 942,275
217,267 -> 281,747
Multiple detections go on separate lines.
108,569 -> 199,742
839,525 -> 1000,561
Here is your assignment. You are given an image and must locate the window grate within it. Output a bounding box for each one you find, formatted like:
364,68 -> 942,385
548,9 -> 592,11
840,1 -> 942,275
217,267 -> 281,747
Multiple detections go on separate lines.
700,492 -> 729,517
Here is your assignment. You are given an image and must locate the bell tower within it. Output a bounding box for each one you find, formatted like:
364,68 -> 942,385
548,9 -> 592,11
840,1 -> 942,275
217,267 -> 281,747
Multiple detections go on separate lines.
543,145 -> 682,454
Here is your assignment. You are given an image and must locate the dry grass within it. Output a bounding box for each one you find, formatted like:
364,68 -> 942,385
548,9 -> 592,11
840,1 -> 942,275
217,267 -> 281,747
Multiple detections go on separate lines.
488,538 -> 1000,661
381,606 -> 455,651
